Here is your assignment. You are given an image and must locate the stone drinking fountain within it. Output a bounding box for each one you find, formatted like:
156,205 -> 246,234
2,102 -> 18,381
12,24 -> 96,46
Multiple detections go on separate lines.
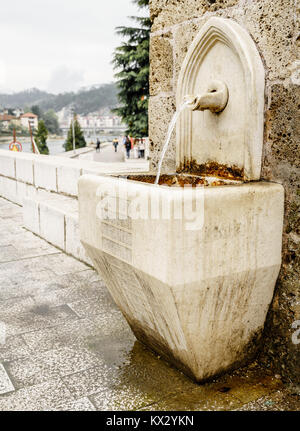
78,18 -> 284,382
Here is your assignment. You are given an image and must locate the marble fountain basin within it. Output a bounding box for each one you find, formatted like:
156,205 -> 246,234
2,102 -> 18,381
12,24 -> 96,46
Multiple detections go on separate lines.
78,173 -> 284,382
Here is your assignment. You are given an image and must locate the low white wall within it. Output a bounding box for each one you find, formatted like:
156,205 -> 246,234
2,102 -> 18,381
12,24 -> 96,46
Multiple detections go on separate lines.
0,149 -> 149,202
0,149 -> 148,265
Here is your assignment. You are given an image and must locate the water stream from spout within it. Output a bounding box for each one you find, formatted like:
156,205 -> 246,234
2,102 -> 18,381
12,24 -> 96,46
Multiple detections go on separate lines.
154,101 -> 189,185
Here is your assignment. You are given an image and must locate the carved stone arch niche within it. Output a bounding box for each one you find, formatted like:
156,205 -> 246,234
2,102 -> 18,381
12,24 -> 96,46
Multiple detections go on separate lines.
176,17 -> 265,181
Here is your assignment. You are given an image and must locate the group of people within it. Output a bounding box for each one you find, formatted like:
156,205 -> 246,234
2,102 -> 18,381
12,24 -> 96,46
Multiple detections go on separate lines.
123,136 -> 146,159
95,136 -> 146,159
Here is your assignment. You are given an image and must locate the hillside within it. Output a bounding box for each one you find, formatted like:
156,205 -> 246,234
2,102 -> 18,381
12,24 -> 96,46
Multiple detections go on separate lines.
0,84 -> 118,115
0,89 -> 50,109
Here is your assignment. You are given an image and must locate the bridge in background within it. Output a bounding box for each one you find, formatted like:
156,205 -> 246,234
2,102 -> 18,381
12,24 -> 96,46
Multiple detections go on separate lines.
60,126 -> 127,136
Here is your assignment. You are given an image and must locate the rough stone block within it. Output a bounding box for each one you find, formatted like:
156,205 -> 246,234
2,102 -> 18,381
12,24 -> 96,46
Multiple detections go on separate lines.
150,32 -> 174,96
148,95 -> 176,172
242,0 -> 297,81
150,0 -> 239,32
263,84 -> 300,176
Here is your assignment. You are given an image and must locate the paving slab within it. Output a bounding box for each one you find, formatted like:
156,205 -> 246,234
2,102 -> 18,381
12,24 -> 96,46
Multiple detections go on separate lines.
0,378 -> 74,411
4,346 -> 102,390
22,318 -> 103,353
0,269 -> 101,302
53,396 -> 96,412
0,336 -> 30,362
1,302 -> 79,338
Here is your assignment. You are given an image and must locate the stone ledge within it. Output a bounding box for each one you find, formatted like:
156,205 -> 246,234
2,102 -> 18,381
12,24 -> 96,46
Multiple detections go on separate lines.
0,151 -> 16,179
0,150 -> 149,198
23,193 -> 92,266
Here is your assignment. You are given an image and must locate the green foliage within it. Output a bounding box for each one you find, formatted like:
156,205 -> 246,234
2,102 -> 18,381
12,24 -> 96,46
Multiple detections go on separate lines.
26,106 -> 60,135
63,116 -> 86,152
31,105 -> 42,118
34,120 -> 49,155
42,109 -> 60,135
112,0 -> 150,137
133,0 -> 149,7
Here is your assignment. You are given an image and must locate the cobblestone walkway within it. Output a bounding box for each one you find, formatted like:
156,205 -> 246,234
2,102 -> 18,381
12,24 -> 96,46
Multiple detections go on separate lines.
0,197 -> 298,411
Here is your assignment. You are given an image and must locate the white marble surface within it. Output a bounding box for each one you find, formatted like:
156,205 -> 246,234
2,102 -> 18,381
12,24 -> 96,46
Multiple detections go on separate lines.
176,17 -> 265,181
79,174 -> 284,382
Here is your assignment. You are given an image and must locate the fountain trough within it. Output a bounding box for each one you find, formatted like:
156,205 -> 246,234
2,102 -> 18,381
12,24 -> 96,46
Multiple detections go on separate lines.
78,18 -> 284,382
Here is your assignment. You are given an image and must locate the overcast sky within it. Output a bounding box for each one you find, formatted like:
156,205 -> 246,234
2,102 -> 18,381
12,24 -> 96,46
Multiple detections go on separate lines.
0,0 -> 145,94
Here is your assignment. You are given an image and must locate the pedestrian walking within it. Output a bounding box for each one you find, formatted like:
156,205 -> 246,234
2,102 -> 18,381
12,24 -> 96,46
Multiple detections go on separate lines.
124,136 -> 131,159
113,138 -> 119,153
139,139 -> 145,158
96,139 -> 101,153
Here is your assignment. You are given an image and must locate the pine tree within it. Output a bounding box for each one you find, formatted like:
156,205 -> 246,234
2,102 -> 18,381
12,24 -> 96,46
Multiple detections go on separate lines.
34,120 -> 49,155
63,116 -> 86,152
112,0 -> 150,137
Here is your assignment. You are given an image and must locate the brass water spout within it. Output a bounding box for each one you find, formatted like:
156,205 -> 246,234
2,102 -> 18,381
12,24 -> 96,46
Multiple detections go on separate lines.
184,80 -> 229,113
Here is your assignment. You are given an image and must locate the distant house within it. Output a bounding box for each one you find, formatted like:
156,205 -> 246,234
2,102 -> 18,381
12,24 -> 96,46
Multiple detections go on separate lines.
20,113 -> 38,130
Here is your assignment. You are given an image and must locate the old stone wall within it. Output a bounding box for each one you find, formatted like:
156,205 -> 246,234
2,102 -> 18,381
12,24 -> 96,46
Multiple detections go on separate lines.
149,0 -> 300,384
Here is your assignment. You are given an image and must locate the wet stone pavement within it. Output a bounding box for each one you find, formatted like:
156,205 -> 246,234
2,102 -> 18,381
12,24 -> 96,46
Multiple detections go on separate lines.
0,197 -> 299,411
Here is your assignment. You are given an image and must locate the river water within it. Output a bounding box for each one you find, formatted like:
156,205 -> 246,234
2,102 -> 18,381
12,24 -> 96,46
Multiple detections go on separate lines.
0,134 -> 120,155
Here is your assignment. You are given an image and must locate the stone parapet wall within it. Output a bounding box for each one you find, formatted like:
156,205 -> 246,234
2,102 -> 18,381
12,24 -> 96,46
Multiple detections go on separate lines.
0,150 -> 86,201
0,150 -> 147,265
0,149 -> 149,203
149,0 -> 299,383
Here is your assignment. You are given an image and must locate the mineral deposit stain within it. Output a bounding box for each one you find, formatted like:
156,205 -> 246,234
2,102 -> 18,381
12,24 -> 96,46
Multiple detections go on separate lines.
29,304 -> 52,316
86,333 -> 287,411
127,174 -> 229,187
178,159 -> 245,181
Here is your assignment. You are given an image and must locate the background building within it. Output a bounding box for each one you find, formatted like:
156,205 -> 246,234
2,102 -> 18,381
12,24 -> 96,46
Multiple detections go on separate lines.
20,112 -> 38,130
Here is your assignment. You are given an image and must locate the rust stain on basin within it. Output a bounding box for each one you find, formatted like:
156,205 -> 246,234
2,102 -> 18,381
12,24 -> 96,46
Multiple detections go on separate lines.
177,159 -> 245,181
127,174 -> 230,187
